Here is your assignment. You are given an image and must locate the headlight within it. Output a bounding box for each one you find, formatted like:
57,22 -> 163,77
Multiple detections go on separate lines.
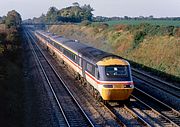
130,84 -> 134,88
103,85 -> 113,88
124,84 -> 134,88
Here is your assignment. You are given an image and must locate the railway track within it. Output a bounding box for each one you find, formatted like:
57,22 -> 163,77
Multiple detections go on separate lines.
106,102 -> 151,127
132,68 -> 180,98
24,29 -> 94,127
131,67 -> 180,126
132,87 -> 180,127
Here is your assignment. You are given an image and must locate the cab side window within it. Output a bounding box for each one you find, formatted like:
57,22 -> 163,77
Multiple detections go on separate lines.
86,62 -> 95,76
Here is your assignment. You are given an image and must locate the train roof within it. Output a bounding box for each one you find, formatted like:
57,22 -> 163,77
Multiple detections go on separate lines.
38,30 -> 121,64
65,40 -> 120,64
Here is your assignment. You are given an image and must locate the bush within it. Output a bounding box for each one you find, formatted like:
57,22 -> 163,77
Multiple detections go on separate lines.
166,26 -> 175,36
114,24 -> 127,31
0,32 -> 6,44
128,23 -> 177,36
99,23 -> 109,29
174,28 -> 180,37
133,31 -> 146,48
80,20 -> 91,26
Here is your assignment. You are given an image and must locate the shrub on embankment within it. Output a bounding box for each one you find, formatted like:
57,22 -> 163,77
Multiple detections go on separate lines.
49,23 -> 180,82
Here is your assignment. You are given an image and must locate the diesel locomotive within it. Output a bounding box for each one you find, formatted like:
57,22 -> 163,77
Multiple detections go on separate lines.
35,30 -> 134,101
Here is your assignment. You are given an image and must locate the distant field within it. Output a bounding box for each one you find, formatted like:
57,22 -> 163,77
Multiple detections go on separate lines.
94,20 -> 180,27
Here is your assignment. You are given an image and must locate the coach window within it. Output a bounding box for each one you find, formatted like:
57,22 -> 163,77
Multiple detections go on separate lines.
74,55 -> 77,62
72,54 -> 75,61
54,43 -> 57,48
56,44 -> 59,49
58,45 -> 61,51
56,43 -> 58,48
59,45 -> 63,52
76,56 -> 79,64
49,40 -> 51,44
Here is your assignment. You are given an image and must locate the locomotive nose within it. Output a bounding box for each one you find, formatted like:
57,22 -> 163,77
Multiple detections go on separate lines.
99,82 -> 134,100
101,87 -> 133,101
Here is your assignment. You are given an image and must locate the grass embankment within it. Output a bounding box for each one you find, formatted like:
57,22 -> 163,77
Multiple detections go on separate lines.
0,24 -> 23,126
49,23 -> 180,82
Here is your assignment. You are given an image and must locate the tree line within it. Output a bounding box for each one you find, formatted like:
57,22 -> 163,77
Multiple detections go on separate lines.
93,16 -> 180,22
23,3 -> 94,24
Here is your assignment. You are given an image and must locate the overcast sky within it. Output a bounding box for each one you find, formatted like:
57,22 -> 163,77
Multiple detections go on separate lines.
0,0 -> 180,19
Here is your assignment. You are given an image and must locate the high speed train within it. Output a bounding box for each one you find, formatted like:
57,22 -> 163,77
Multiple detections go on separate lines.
35,30 -> 134,101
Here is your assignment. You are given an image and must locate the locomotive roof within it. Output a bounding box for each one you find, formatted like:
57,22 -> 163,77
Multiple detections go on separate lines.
39,30 -> 120,64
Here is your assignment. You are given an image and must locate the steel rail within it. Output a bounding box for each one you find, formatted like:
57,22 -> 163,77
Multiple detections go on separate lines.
131,95 -> 179,127
134,87 -> 180,115
105,102 -> 151,127
132,68 -> 180,98
132,68 -> 180,90
99,102 -> 127,127
123,105 -> 152,127
133,87 -> 180,126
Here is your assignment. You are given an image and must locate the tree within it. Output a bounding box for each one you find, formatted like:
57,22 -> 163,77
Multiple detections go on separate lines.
72,2 -> 80,7
46,7 -> 58,23
0,32 -> 6,44
81,4 -> 94,21
149,15 -> 154,19
1,16 -> 6,24
5,10 -> 22,28
124,16 -> 129,20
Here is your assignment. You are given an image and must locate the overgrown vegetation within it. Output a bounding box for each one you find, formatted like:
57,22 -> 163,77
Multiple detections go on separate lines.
0,10 -> 23,126
49,23 -> 180,82
133,31 -> 146,48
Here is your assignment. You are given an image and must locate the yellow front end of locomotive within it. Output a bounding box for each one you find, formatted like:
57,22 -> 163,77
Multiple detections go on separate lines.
101,88 -> 133,100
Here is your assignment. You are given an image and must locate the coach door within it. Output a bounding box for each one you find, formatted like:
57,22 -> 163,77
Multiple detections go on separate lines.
82,59 -> 86,78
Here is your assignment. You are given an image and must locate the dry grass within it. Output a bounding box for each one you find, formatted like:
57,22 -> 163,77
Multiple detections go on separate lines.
124,36 -> 180,76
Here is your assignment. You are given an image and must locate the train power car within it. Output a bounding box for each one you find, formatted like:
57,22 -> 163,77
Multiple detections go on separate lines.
35,30 -> 134,101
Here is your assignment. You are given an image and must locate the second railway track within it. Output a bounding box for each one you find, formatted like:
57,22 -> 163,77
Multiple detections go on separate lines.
132,87 -> 180,127
24,29 -> 94,127
132,68 -> 180,98
105,102 -> 151,127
